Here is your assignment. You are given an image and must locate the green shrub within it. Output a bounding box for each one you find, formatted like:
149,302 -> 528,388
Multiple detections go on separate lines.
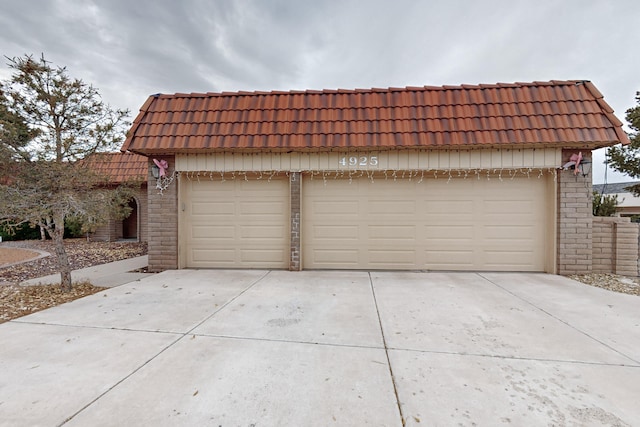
0,222 -> 41,241
0,217 -> 86,241
592,191 -> 619,216
63,217 -> 85,238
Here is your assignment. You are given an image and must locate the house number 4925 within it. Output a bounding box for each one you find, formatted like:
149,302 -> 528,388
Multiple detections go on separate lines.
339,155 -> 378,167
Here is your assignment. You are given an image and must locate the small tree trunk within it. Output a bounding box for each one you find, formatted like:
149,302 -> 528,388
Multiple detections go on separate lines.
52,212 -> 72,292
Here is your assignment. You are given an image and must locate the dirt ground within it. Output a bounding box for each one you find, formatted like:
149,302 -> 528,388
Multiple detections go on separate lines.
0,247 -> 41,266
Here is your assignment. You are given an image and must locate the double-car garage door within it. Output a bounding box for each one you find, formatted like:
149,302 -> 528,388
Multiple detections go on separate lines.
181,174 -> 548,271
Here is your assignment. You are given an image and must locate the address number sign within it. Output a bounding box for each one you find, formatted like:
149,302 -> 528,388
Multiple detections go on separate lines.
338,155 -> 378,167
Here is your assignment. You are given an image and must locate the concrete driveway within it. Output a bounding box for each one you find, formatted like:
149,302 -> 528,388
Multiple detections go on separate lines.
1,270 -> 639,426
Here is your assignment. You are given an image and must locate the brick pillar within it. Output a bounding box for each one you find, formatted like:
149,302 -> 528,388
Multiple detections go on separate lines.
147,156 -> 178,272
612,220 -> 639,276
557,150 -> 592,275
289,172 -> 302,271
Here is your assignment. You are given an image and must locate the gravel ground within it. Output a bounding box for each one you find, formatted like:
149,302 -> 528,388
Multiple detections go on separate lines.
568,273 -> 640,296
0,239 -> 147,323
0,239 -> 147,285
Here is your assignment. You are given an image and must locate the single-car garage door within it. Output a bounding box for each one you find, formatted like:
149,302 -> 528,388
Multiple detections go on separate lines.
180,176 -> 289,268
302,174 -> 550,271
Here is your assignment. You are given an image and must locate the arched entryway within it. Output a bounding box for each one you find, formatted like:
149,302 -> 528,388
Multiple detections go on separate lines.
122,198 -> 139,240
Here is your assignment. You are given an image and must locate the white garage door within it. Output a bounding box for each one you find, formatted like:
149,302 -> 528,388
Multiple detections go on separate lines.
181,177 -> 289,268
302,174 -> 549,271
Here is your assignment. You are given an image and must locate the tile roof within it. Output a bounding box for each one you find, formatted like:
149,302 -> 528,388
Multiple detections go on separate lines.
121,80 -> 630,154
83,152 -> 147,183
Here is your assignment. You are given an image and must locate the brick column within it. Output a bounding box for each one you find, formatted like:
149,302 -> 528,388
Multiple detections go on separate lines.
289,172 -> 302,271
557,150 -> 592,275
147,155 -> 178,272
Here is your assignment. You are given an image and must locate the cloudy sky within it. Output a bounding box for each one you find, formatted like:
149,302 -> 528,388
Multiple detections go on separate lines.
1,0 -> 638,183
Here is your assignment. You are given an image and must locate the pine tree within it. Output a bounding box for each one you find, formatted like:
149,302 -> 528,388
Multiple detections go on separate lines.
608,92 -> 640,194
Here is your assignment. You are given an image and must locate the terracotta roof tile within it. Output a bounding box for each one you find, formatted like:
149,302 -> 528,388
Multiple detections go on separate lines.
83,152 -> 148,183
121,80 -> 630,154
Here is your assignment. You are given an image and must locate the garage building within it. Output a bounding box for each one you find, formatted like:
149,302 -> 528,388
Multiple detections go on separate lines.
120,80 -> 629,274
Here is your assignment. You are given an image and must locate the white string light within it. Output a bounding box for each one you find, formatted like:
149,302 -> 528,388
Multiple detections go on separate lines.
155,171 -> 177,195
173,168 -> 558,189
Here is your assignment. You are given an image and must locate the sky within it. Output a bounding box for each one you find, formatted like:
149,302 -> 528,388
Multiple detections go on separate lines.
0,0 -> 638,184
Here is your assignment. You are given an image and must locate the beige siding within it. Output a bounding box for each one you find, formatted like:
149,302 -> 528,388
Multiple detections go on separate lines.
176,148 -> 561,172
302,174 -> 552,272
179,176 -> 289,269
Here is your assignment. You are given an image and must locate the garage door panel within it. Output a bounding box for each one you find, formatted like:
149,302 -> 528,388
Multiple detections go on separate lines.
312,249 -> 360,266
484,250 -> 536,269
369,250 -> 416,267
303,174 -> 547,271
368,225 -> 416,240
483,225 -> 534,239
240,225 -> 287,239
424,225 -> 473,239
369,200 -> 416,214
424,200 -> 473,213
240,249 -> 287,263
192,249 -> 235,264
311,225 -> 359,240
191,201 -> 235,216
312,201 -> 359,215
425,250 -> 475,268
182,178 -> 288,268
191,225 -> 235,239
423,212 -> 475,222
191,180 -> 233,191
239,200 -> 286,215
484,199 -> 534,213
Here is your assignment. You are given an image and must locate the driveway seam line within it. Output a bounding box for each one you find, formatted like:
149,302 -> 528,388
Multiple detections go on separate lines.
368,272 -> 406,427
58,333 -> 185,427
8,320 -> 184,335
184,269 -> 272,335
58,270 -> 272,426
386,346 -> 640,368
12,270 -> 273,335
191,332 -> 386,350
477,273 -> 640,365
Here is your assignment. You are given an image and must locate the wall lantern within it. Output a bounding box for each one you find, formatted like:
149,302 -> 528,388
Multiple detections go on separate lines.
576,159 -> 592,177
151,158 -> 168,178
562,152 -> 591,177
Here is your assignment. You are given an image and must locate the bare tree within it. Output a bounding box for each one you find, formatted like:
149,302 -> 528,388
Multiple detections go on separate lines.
0,54 -> 132,291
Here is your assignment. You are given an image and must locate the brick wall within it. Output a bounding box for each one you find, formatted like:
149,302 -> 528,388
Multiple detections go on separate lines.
289,172 -> 302,271
91,185 -> 148,242
138,184 -> 149,243
593,217 -> 639,276
147,156 -> 178,272
91,219 -> 117,242
557,150 -> 593,275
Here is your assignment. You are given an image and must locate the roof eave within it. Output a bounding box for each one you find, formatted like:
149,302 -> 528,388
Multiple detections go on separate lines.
123,140 -> 621,156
